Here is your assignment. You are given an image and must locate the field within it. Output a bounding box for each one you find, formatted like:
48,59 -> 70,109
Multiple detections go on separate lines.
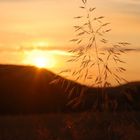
0,112 -> 140,140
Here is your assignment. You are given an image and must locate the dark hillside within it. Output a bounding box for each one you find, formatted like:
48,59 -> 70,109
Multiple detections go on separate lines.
0,64 -> 139,114
0,64 -> 69,114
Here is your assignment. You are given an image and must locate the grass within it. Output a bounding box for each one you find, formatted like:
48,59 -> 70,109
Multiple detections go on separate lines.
55,0 -> 131,110
0,112 -> 140,140
65,0 -> 129,87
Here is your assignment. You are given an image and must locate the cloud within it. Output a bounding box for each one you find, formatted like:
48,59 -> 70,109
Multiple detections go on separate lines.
1,45 -> 140,55
0,45 -> 72,55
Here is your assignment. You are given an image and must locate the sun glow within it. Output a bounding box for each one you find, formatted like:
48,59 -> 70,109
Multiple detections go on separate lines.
32,41 -> 49,48
33,57 -> 47,68
23,50 -> 56,69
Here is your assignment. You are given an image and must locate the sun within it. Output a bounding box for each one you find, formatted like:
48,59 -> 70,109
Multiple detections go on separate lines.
33,57 -> 47,68
23,50 -> 56,69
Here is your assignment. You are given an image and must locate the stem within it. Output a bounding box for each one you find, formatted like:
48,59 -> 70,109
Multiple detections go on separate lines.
94,37 -> 101,77
94,36 -> 104,110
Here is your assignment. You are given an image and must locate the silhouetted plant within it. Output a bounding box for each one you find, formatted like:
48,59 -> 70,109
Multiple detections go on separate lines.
51,0 -> 130,110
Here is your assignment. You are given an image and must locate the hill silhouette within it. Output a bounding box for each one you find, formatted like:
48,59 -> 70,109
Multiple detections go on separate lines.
0,64 -> 139,114
0,64 -> 67,114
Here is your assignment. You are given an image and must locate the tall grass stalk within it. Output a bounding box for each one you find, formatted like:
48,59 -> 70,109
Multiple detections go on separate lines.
51,0 -> 130,110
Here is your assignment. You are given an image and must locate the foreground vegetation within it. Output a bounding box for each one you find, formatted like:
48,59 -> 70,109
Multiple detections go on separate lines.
0,112 -> 140,140
0,64 -> 139,139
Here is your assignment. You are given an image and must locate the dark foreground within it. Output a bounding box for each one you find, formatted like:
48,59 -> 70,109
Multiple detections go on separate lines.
0,64 -> 140,139
0,112 -> 140,140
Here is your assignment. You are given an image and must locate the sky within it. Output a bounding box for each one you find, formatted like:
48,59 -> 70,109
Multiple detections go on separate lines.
0,0 -> 140,84
0,0 -> 140,47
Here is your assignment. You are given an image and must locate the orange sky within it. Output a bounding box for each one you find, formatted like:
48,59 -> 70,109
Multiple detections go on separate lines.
0,0 -> 140,84
0,0 -> 140,47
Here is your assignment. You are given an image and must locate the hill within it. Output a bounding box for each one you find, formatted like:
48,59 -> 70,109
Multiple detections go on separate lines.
0,64 -> 139,114
0,64 -> 86,114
